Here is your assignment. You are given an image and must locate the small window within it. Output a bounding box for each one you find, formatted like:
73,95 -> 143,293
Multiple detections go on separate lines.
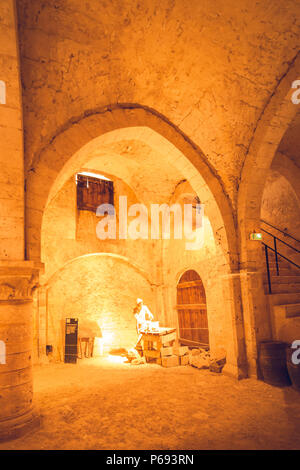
76,173 -> 114,212
181,195 -> 201,231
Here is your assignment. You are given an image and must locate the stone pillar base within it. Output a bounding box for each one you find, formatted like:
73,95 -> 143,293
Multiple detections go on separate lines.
0,409 -> 40,442
223,361 -> 248,380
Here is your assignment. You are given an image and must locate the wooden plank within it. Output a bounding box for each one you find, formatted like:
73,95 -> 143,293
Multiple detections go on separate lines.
179,337 -> 209,348
161,355 -> 179,368
143,349 -> 161,359
177,280 -> 204,288
142,340 -> 154,350
178,270 -> 200,283
141,334 -> 161,345
191,309 -> 197,343
173,346 -> 189,356
161,346 -> 173,357
158,327 -> 176,336
176,304 -> 207,309
161,331 -> 177,345
140,327 -> 175,337
145,356 -> 157,364
180,354 -> 190,366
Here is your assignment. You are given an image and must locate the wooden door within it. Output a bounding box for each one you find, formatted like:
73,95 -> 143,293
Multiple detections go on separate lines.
177,270 -> 209,347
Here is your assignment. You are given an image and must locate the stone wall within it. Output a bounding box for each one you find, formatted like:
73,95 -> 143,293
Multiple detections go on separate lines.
261,169 -> 300,240
261,168 -> 300,264
46,254 -> 155,360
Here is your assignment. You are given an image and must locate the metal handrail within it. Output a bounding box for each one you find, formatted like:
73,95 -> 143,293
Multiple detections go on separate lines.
262,242 -> 300,294
261,227 -> 300,254
261,219 -> 300,245
262,243 -> 300,270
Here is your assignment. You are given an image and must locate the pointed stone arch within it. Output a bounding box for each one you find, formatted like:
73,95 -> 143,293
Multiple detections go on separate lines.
237,52 -> 300,376
26,103 -> 237,270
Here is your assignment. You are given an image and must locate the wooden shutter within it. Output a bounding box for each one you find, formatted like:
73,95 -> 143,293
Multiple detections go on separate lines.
77,174 -> 114,212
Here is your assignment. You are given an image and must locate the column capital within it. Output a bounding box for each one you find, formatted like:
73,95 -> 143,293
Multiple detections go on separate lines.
0,261 -> 44,302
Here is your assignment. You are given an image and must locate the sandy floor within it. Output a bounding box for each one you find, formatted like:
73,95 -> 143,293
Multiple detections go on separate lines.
1,357 -> 300,450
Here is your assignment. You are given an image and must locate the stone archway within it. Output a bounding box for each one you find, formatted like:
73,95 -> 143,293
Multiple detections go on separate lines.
26,104 -> 237,267
237,52 -> 300,376
26,104 -> 248,378
238,53 -> 300,269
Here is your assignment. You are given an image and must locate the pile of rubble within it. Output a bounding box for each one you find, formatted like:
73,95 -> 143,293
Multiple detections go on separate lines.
189,347 -> 226,373
109,346 -> 226,372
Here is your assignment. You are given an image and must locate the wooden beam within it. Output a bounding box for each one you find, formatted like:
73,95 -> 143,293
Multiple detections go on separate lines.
177,280 -> 203,288
176,304 -> 207,309
178,337 -> 209,348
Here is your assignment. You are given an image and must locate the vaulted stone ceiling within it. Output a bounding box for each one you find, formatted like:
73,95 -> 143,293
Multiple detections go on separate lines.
17,0 -> 300,206
84,139 -> 186,204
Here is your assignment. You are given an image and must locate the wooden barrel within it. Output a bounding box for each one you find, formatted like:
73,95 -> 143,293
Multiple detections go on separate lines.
286,346 -> 300,391
259,341 -> 291,387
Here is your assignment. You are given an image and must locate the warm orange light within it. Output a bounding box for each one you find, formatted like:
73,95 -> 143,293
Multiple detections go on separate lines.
108,355 -> 127,364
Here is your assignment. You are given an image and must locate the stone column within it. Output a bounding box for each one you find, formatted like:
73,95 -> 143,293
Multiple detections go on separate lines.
220,272 -> 248,379
0,0 -> 25,260
0,0 -> 41,440
239,268 -> 272,378
0,2 -> 44,440
0,261 -> 41,441
36,286 -> 47,361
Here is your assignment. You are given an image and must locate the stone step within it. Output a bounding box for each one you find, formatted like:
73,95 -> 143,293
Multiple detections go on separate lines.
264,283 -> 300,294
267,261 -> 296,269
267,292 -> 300,305
266,255 -> 293,262
263,275 -> 300,284
262,251 -> 300,270
270,304 -> 300,344
266,268 -> 300,276
279,303 -> 300,317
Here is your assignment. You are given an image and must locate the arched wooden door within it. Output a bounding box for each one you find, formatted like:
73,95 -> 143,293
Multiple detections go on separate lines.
177,270 -> 209,347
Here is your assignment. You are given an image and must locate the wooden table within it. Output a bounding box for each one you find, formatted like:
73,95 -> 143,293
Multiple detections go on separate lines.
78,337 -> 95,359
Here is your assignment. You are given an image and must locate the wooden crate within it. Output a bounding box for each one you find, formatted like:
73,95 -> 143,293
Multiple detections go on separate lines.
142,340 -> 155,350
145,356 -> 161,365
143,349 -> 161,359
173,346 -> 189,356
161,331 -> 177,345
180,354 -> 190,366
142,334 -> 162,347
141,328 -> 177,366
161,346 -> 173,357
162,355 -> 179,368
